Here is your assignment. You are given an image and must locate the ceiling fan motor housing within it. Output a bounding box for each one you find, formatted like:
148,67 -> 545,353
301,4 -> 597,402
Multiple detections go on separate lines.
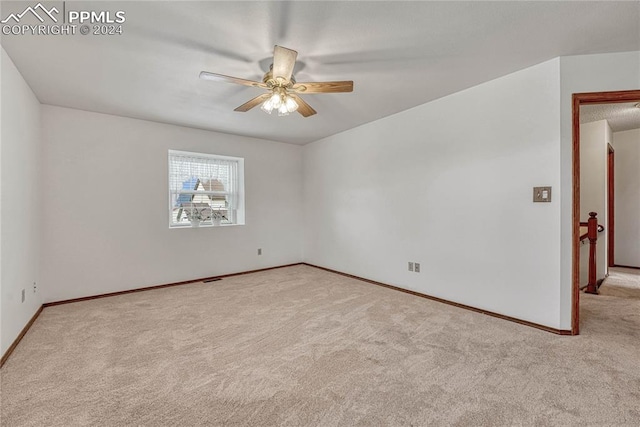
263,69 -> 296,88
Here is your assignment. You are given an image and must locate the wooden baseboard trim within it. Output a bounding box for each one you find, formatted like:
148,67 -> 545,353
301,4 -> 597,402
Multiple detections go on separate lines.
303,263 -> 573,336
613,264 -> 640,270
44,263 -> 303,307
3,263 -> 303,368
0,305 -> 44,369
4,262 -> 570,368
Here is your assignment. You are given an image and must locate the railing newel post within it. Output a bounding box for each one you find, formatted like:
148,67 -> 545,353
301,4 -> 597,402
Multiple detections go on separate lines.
585,212 -> 599,294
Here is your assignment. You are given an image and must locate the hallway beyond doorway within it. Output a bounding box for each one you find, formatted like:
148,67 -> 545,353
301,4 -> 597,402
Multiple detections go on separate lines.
599,267 -> 640,299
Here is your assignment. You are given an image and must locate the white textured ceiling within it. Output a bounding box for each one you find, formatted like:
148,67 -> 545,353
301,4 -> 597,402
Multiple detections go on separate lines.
581,102 -> 640,132
1,1 -> 639,144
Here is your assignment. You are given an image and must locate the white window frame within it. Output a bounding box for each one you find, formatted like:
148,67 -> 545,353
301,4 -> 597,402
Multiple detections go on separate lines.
168,150 -> 245,228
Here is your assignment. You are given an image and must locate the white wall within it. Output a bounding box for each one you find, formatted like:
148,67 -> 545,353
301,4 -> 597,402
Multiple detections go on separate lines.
579,120 -> 610,285
1,48 -> 3,356
613,128 -> 640,267
41,106 -> 303,302
1,48 -> 43,355
304,59 -> 563,328
559,51 -> 640,328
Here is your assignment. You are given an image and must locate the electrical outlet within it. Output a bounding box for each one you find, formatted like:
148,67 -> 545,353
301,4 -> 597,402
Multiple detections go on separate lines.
258,248 -> 262,255
414,263 -> 421,273
408,262 -> 414,272
33,281 -> 37,293
21,289 -> 25,303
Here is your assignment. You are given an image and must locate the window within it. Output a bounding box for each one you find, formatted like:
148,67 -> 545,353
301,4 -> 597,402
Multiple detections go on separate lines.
168,150 -> 244,228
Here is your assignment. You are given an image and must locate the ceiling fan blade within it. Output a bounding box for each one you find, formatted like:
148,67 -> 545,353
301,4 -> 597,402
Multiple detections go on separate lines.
272,45 -> 298,83
291,81 -> 354,94
234,93 -> 271,112
199,71 -> 266,88
289,94 -> 317,117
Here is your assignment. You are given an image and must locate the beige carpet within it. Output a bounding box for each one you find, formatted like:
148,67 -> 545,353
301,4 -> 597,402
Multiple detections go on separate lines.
1,265 -> 639,426
599,267 -> 640,299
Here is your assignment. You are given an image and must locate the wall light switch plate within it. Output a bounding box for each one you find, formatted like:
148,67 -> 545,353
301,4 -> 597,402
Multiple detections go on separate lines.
414,263 -> 421,273
533,186 -> 552,202
408,262 -> 414,272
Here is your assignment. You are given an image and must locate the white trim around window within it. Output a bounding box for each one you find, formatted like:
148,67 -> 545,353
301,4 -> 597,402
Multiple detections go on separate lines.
168,150 -> 245,228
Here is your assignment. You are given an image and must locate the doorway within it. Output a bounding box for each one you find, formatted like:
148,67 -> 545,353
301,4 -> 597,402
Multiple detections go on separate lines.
608,144 -> 614,267
571,90 -> 640,335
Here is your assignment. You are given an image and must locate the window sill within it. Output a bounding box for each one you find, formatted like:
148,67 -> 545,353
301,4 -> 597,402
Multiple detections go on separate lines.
169,223 -> 244,229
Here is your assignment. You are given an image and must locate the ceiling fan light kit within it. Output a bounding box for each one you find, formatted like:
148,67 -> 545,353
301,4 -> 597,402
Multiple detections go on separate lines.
260,87 -> 299,116
200,45 -> 353,118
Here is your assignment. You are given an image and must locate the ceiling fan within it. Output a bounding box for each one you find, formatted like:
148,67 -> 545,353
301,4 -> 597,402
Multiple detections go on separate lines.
199,45 -> 354,118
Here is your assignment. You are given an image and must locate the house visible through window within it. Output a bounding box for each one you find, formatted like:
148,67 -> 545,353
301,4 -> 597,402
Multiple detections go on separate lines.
168,150 -> 244,227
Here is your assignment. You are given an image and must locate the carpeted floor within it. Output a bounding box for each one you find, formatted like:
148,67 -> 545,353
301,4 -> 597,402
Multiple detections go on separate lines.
1,264 -> 639,426
599,267 -> 640,299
